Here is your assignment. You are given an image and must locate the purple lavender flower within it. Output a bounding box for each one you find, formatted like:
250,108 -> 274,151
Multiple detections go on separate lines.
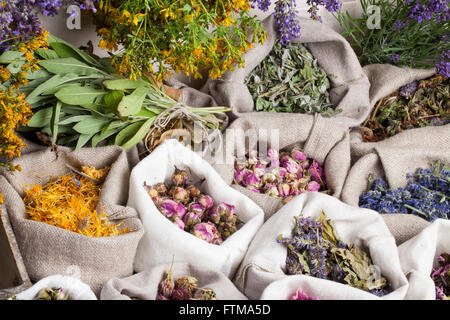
435,49 -> 450,78
274,0 -> 302,44
250,0 -> 271,11
391,53 -> 401,63
399,81 -> 419,98
392,20 -> 408,31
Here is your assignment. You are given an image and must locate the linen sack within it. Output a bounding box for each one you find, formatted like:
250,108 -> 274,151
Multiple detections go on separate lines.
13,275 -> 97,300
0,145 -> 144,294
100,262 -> 248,300
201,15 -> 371,127
128,139 -> 264,278
397,219 -> 450,300
234,192 -> 409,300
207,113 -> 351,221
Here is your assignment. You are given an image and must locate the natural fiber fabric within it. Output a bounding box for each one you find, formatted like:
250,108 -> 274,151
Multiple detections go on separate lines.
100,262 -> 248,300
201,15 -> 371,127
398,219 -> 450,300
208,113 -> 351,220
234,192 -> 409,300
128,139 -> 264,278
0,145 -> 144,295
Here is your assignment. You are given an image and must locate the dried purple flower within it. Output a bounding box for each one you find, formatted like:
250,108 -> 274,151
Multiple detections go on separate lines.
183,211 -> 202,229
197,195 -> 214,210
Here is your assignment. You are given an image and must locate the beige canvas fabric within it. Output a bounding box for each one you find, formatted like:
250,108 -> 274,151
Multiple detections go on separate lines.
100,262 -> 248,300
0,145 -> 144,295
234,192 -> 409,300
398,219 -> 450,300
208,113 -> 351,220
201,15 -> 371,127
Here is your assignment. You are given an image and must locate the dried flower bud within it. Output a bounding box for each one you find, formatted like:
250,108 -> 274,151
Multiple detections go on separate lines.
183,212 -> 202,229
197,195 -> 214,210
285,172 -> 298,182
254,167 -> 266,177
278,183 -> 291,197
172,167 -> 188,186
175,276 -> 198,293
154,182 -> 168,195
170,287 -> 192,300
188,203 -> 205,215
144,183 -> 159,201
216,202 -> 235,216
233,169 -> 245,184
191,222 -> 221,244
186,185 -> 201,198
309,161 -> 325,184
307,181 -> 321,192
156,294 -> 168,300
281,156 -> 300,173
262,173 -> 277,184
169,186 -> 190,204
207,207 -> 221,224
158,267 -> 175,298
270,158 -> 280,168
255,161 -> 268,169
265,185 -> 280,197
272,167 -> 287,177
193,288 -> 217,300
267,148 -> 279,160
242,171 -> 260,187
173,216 -> 186,230
159,198 -> 179,217
291,149 -> 307,162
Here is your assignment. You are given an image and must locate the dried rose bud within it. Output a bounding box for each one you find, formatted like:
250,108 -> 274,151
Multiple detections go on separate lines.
267,148 -> 279,160
191,222 -> 220,244
172,167 -> 189,186
285,172 -> 298,182
309,161 -> 325,184
170,287 -> 192,300
213,235 -> 224,245
272,167 -> 287,177
193,288 -> 217,300
265,185 -> 280,197
281,156 -> 300,173
282,195 -> 295,205
216,202 -> 235,217
171,186 -> 190,204
255,161 -> 268,169
307,181 -> 321,192
207,207 -> 221,224
233,169 -> 245,184
183,212 -> 202,229
154,182 -> 168,195
159,198 -> 179,217
188,203 -> 205,216
173,216 -> 186,230
158,267 -> 175,298
297,178 -> 309,189
156,294 -> 168,300
254,167 -> 266,177
197,195 -> 214,210
242,171 -> 260,187
186,185 -> 201,198
262,173 -> 277,184
144,183 -> 159,201
175,276 -> 198,293
278,183 -> 291,197
301,160 -> 310,170
296,171 -> 303,179
291,149 -> 307,162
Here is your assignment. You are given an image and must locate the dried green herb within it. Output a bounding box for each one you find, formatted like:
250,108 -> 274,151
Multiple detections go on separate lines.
245,41 -> 337,116
277,211 -> 392,296
361,74 -> 450,142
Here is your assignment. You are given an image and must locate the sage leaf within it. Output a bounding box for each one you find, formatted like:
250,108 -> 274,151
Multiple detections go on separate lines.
0,51 -> 24,63
27,107 -> 54,127
39,58 -> 105,76
103,79 -> 149,90
72,116 -> 111,135
91,121 -> 126,147
36,48 -> 59,60
75,133 -> 95,151
117,86 -> 149,117
55,85 -> 106,105
103,90 -> 125,113
51,101 -> 62,144
121,117 -> 155,150
114,121 -> 145,146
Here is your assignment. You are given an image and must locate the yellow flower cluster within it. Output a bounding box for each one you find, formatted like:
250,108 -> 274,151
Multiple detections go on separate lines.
24,166 -> 130,238
0,30 -> 48,167
93,0 -> 266,80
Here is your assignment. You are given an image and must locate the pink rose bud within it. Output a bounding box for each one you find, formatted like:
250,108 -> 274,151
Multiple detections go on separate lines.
216,202 -> 235,216
173,217 -> 185,230
296,171 -> 303,179
171,186 -> 189,204
267,148 -> 279,160
281,156 -> 299,173
198,195 -> 214,210
307,181 -> 321,192
233,169 -> 245,184
188,203 -> 205,215
272,167 -> 287,177
285,173 -> 297,182
302,160 -> 310,170
265,185 -> 279,197
154,182 -> 168,195
191,222 -> 220,244
183,212 -> 202,229
270,159 -> 280,168
172,167 -> 188,186
186,185 -> 201,198
278,183 -> 291,197
207,207 -> 221,224
144,183 -> 159,202
291,149 -> 307,162
262,173 -> 277,184
176,203 -> 187,219
159,198 -> 179,218
255,161 -> 267,169
242,171 -> 260,187
310,161 -> 325,183
254,167 -> 266,177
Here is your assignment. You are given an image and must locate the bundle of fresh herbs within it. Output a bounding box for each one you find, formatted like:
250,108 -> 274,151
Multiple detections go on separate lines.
12,35 -> 228,152
360,74 -> 449,142
277,211 -> 392,296
245,41 -> 335,115
432,252 -> 450,300
334,0 -> 449,77
359,161 -> 450,222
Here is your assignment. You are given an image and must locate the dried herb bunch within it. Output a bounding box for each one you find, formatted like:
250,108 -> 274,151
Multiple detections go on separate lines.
361,74 -> 449,142
245,41 -> 335,115
24,165 -> 130,237
156,263 -> 216,300
359,161 -> 450,222
277,212 -> 392,296
432,252 -> 450,300
145,167 -> 241,245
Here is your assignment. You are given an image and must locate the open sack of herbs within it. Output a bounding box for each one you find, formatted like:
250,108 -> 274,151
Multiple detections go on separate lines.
7,35 -> 229,157
127,139 -> 264,278
211,114 -> 351,220
0,145 -> 144,294
100,262 -> 247,300
234,192 -> 408,300
397,219 -> 450,300
201,15 -> 371,127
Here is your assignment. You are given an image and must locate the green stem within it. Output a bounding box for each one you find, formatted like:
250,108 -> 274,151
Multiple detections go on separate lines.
403,204 -> 429,219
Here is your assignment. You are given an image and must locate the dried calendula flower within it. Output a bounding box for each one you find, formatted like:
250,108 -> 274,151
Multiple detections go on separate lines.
24,166 -> 129,237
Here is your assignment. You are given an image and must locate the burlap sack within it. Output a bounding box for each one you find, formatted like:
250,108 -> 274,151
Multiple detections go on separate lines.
100,262 -> 248,300
201,15 -> 371,127
207,113 -> 351,220
234,192 -> 409,300
398,219 -> 450,300
0,145 -> 144,295
128,139 -> 264,278
341,124 -> 450,244
13,275 -> 97,300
